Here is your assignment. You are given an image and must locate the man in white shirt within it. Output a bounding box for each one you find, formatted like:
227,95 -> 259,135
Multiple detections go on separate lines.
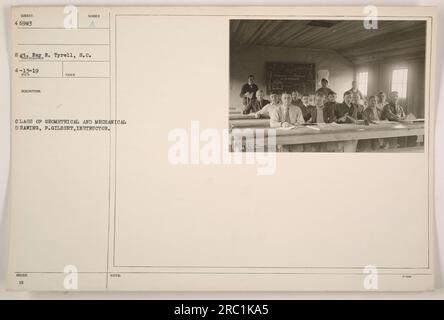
242,89 -> 270,114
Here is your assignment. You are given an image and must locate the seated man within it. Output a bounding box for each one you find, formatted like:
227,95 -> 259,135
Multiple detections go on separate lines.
291,91 -> 303,107
242,89 -> 269,114
306,93 -> 341,152
359,95 -> 381,151
332,92 -> 338,105
270,93 -> 305,128
299,94 -> 314,122
348,92 -> 365,121
376,91 -> 389,113
363,95 -> 381,124
270,93 -> 305,152
239,74 -> 259,109
315,78 -> 335,98
381,91 -> 406,121
307,93 -> 334,123
324,91 -> 338,119
334,92 -> 353,123
344,80 -> 364,100
254,92 -> 280,118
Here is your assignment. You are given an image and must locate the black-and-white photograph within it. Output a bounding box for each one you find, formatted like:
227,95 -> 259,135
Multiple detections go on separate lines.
229,19 -> 427,152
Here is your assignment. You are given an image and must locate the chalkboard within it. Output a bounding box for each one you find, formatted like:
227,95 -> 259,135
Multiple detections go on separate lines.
265,62 -> 316,95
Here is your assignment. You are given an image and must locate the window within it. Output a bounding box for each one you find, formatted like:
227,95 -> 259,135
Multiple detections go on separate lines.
356,71 -> 368,96
391,68 -> 408,98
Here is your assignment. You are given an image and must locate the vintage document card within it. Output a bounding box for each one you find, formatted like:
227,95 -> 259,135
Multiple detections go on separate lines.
8,6 -> 436,291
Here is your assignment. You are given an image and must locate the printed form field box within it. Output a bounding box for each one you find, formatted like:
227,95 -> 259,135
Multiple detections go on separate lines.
63,61 -> 109,78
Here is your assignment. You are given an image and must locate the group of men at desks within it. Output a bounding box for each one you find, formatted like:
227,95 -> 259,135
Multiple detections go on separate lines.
234,75 -> 423,152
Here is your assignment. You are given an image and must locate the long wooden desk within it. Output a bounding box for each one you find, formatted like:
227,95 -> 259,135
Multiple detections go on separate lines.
230,122 -> 425,146
229,114 -> 270,128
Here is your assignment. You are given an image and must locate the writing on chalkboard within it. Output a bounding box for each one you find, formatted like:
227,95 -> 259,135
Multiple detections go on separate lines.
265,62 -> 315,95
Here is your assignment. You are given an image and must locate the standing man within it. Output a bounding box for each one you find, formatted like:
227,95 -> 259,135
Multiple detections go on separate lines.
308,93 -> 334,123
242,89 -> 269,114
345,80 -> 365,100
239,75 -> 259,109
270,93 -> 305,128
315,78 -> 335,98
299,94 -> 314,122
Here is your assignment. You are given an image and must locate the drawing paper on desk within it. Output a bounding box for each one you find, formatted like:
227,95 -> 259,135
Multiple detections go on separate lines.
8,6 -> 436,291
